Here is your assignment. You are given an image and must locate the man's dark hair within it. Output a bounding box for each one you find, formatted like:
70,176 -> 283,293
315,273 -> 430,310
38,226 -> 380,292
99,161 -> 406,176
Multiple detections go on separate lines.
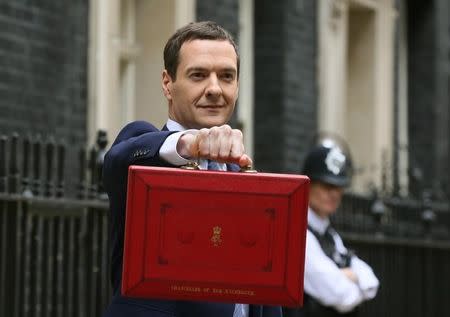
163,21 -> 239,80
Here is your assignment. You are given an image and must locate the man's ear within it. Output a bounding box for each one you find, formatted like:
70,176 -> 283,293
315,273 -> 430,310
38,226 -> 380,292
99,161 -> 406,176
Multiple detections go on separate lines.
162,70 -> 173,100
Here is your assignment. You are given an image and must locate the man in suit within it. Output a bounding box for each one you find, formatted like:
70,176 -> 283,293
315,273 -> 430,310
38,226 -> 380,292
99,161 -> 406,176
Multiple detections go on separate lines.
283,143 -> 379,317
102,21 -> 282,317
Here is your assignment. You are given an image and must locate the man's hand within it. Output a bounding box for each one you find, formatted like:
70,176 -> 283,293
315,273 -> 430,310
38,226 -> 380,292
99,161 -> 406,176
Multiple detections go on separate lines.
177,125 -> 253,168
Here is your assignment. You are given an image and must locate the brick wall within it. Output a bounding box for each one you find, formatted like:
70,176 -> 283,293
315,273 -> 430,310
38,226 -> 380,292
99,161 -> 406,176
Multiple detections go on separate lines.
408,0 -> 449,200
254,0 -> 317,173
196,0 -> 239,39
0,0 -> 88,143
282,0 -> 318,173
0,0 -> 89,194
434,0 -> 450,200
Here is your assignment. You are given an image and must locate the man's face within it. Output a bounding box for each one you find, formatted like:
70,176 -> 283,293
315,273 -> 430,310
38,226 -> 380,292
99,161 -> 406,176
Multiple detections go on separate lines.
309,181 -> 344,219
162,39 -> 239,129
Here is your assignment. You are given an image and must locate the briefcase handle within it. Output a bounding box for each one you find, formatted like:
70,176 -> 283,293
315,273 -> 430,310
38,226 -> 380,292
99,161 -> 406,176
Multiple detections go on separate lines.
181,161 -> 257,173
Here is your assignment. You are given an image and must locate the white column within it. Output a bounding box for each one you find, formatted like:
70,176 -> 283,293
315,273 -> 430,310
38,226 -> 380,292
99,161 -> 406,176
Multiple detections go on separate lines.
373,0 -> 396,189
88,0 -> 121,144
119,0 -> 138,124
238,0 -> 254,158
318,0 -> 349,136
397,0 -> 408,195
175,0 -> 196,29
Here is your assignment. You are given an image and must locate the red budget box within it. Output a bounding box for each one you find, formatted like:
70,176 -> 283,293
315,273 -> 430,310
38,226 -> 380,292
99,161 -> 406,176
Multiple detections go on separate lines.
122,165 -> 309,307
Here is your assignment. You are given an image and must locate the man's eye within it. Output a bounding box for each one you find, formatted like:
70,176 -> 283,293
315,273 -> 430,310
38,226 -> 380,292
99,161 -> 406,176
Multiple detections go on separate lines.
221,73 -> 235,81
190,73 -> 205,80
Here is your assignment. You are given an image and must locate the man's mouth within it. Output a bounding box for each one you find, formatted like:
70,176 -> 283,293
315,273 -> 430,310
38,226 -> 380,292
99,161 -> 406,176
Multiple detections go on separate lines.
197,105 -> 224,108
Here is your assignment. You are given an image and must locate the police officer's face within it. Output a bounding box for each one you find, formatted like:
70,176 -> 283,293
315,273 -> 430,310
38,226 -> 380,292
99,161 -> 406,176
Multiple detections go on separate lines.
162,39 -> 239,129
309,181 -> 344,219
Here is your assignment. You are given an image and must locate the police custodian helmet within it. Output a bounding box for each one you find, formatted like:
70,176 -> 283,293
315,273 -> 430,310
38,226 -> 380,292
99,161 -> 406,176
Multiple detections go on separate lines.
302,141 -> 352,187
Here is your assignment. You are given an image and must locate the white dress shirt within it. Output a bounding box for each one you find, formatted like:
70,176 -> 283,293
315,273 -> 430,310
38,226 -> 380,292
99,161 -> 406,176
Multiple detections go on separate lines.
304,208 -> 379,313
159,119 -> 247,317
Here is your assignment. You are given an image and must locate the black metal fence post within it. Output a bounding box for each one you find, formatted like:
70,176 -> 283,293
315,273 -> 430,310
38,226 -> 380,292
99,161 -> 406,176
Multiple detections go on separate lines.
22,136 -> 32,197
0,136 -> 7,193
56,142 -> 65,198
45,137 -> 55,197
0,135 -> 7,317
8,133 -> 20,194
0,131 -> 112,317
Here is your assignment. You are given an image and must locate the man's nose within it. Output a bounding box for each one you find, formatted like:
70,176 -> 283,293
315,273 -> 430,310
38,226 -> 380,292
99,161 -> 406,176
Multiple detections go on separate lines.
205,74 -> 222,98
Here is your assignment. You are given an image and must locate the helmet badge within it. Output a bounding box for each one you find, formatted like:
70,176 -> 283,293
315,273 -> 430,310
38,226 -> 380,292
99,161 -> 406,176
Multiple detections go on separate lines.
325,147 -> 346,175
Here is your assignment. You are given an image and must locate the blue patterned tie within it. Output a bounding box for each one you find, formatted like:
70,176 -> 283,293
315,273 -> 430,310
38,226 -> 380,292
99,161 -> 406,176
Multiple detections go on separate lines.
207,159 -> 221,171
207,160 -> 247,316
233,303 -> 248,317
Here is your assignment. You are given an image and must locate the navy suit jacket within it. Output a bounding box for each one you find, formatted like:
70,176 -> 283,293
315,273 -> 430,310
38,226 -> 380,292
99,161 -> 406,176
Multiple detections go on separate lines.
102,121 -> 282,317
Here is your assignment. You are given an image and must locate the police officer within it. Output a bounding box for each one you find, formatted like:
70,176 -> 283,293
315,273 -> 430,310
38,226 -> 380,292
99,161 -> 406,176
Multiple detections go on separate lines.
284,142 -> 379,317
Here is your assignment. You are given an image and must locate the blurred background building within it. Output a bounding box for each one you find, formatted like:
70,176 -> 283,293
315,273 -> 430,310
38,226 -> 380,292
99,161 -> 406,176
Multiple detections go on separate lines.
0,0 -> 449,316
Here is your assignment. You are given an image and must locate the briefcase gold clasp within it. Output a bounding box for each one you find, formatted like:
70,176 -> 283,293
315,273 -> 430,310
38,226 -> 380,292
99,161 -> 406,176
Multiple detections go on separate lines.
180,161 -> 200,170
240,165 -> 257,173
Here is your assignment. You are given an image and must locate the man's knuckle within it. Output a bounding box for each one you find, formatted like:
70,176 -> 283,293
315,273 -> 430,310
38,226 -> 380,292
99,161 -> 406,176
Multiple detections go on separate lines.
232,129 -> 243,138
210,127 -> 220,137
199,128 -> 209,135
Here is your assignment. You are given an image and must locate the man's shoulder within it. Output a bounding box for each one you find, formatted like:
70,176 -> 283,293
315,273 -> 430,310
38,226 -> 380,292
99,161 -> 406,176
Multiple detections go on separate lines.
112,121 -> 161,145
120,120 -> 160,136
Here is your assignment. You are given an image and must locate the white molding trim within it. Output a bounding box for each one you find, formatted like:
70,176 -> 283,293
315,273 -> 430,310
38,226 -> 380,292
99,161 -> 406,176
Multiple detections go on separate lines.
238,0 -> 254,158
318,0 -> 349,136
88,0 -> 197,143
373,0 -> 396,190
318,0 -> 396,192
175,0 -> 196,29
350,0 -> 377,10
88,0 -> 121,145
397,0 -> 408,195
119,0 -> 138,127
87,0 -> 98,146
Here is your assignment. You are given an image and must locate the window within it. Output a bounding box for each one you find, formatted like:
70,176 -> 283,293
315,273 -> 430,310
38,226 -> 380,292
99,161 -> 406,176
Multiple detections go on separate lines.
88,0 -> 195,144
318,0 -> 397,194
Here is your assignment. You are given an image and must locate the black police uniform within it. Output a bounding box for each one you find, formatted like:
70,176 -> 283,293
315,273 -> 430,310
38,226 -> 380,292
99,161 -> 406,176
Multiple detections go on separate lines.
283,145 -> 379,317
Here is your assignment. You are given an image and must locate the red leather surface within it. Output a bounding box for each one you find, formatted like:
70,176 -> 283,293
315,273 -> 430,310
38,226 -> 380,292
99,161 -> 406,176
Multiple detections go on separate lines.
122,166 -> 309,307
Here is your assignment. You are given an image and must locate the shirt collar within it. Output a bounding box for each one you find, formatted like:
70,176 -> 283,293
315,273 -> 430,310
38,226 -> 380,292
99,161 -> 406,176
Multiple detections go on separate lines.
307,207 -> 330,235
166,118 -> 186,131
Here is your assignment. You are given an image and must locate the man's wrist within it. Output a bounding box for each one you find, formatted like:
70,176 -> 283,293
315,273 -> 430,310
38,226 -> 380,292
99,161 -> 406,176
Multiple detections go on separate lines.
159,131 -> 197,166
177,131 -> 197,159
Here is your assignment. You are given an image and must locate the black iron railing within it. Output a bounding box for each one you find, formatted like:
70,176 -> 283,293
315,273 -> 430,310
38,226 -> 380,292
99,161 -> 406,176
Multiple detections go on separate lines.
1,131 -> 450,317
0,132 -> 110,317
334,192 -> 450,317
334,192 -> 450,240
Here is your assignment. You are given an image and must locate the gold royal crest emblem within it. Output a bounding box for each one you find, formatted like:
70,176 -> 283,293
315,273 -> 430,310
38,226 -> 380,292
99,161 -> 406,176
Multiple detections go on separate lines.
211,226 -> 222,247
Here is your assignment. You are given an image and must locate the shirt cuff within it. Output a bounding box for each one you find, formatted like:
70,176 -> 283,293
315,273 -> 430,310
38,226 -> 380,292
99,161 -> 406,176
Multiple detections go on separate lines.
159,130 -> 198,166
